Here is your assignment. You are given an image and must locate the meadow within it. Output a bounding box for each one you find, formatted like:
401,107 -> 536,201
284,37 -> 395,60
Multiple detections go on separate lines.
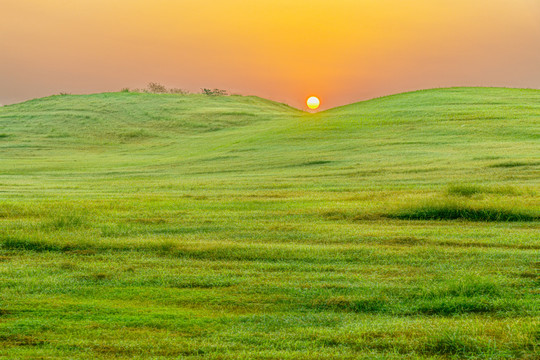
0,87 -> 538,359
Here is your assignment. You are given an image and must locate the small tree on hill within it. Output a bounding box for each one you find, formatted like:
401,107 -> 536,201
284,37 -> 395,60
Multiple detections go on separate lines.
147,82 -> 168,93
201,88 -> 228,96
169,88 -> 190,95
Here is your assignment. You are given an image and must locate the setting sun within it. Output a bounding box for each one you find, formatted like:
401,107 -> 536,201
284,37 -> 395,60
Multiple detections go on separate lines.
307,96 -> 320,110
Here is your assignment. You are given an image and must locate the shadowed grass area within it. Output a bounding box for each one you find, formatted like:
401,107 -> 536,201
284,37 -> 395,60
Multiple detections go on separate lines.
422,331 -> 498,357
0,87 -> 538,359
389,201 -> 538,222
414,297 -> 503,315
488,161 -> 539,168
42,214 -> 87,230
446,184 -> 527,197
0,236 -> 90,252
313,296 -> 388,314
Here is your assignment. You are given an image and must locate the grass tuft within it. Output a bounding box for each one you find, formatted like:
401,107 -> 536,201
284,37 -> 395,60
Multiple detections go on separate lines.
419,278 -> 503,298
59,261 -> 77,270
415,297 -> 501,315
1,236 -> 82,252
2,236 -> 65,252
447,183 -> 524,197
423,332 -> 496,356
300,160 -> 333,166
447,184 -> 484,197
389,201 -> 537,222
0,334 -> 47,347
119,129 -> 153,140
314,296 -> 387,313
43,214 -> 86,230
79,273 -> 113,282
488,161 -> 539,168
168,276 -> 237,289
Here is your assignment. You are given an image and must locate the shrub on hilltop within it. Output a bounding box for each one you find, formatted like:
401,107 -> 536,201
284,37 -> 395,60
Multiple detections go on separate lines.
201,88 -> 228,96
123,83 -> 191,94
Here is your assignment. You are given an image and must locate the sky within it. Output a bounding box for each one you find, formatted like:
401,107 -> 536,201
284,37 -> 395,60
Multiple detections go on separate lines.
1,0 -> 540,110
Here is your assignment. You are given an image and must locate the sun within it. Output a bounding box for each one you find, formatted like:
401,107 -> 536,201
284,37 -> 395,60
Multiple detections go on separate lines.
307,96 -> 320,110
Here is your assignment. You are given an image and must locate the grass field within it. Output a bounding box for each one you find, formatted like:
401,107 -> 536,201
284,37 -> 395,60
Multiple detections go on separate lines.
0,87 -> 538,359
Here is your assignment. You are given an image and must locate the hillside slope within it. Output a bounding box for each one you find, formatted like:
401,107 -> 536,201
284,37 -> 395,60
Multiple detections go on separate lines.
0,87 -> 538,189
0,92 -> 299,143
0,87 -> 539,359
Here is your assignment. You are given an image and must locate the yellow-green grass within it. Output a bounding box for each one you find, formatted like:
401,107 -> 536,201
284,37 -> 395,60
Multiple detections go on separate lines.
0,87 -> 538,359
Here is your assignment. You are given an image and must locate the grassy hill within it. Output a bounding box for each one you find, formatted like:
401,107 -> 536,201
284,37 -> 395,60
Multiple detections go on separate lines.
0,88 -> 538,359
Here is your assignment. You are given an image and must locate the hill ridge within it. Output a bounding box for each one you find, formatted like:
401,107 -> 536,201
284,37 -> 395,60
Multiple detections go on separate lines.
2,86 -> 539,112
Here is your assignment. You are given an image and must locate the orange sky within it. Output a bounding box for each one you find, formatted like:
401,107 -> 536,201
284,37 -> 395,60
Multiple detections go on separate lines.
1,0 -> 539,109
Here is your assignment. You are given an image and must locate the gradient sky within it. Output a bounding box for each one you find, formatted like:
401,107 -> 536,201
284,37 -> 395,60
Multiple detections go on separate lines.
1,0 -> 540,109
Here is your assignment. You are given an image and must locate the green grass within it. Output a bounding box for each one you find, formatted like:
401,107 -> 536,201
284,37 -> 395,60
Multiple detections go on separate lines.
388,200 -> 538,221
0,87 -> 538,359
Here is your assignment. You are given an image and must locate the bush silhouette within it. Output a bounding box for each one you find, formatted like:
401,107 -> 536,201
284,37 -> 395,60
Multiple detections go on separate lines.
201,88 -> 228,96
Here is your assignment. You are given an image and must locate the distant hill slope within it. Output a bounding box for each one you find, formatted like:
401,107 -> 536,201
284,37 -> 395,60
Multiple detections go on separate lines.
0,92 -> 300,145
0,87 -> 538,187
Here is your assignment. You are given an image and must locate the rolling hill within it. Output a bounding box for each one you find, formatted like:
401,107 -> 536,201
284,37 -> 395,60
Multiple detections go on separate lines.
0,87 -> 538,359
1,88 -> 538,188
